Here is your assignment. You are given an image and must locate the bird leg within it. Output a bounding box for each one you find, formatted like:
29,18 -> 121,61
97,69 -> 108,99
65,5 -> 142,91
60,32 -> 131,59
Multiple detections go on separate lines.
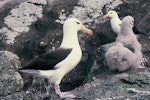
54,84 -> 76,98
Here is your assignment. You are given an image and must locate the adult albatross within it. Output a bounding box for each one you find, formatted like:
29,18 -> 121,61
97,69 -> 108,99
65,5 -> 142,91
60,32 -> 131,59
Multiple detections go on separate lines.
19,18 -> 93,98
105,16 -> 144,72
103,10 -> 144,35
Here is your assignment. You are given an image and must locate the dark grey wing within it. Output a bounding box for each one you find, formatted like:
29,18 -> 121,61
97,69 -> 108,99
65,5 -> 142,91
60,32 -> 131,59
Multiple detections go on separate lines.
124,45 -> 135,53
132,26 -> 145,35
20,48 -> 72,70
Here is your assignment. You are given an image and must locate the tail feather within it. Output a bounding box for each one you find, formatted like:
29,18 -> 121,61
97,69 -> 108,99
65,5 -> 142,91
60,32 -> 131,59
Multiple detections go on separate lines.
38,70 -> 54,79
19,69 -> 40,74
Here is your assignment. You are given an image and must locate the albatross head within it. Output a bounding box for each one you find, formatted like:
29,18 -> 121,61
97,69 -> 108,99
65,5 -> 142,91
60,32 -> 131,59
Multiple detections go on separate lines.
63,18 -> 93,35
103,10 -> 119,19
121,16 -> 134,28
120,16 -> 134,35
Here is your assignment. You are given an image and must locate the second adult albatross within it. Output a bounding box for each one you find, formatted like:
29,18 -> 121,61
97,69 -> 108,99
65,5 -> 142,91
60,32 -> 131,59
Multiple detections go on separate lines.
19,18 -> 93,98
103,10 -> 144,35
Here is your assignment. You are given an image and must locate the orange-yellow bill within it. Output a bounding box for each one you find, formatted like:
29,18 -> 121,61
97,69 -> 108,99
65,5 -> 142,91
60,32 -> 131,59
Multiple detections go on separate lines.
81,25 -> 93,35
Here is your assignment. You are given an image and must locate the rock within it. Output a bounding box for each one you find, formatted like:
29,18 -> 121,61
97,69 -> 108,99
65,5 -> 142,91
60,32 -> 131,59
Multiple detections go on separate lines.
84,43 -> 115,82
0,0 -> 27,28
76,61 -> 150,99
27,0 -> 47,5
0,51 -> 24,97
0,92 -> 24,100
121,72 -> 150,88
0,0 -> 149,99
0,0 -> 27,9
0,0 -> 47,44
85,41 -> 150,81
55,0 -> 123,25
73,42 -> 150,99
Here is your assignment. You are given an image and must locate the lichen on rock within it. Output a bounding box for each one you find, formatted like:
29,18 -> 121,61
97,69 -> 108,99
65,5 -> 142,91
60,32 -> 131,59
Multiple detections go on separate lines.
0,51 -> 23,96
0,0 -> 47,44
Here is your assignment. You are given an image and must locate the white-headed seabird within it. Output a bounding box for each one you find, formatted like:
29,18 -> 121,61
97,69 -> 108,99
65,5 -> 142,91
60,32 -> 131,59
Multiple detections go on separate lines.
19,18 -> 93,98
105,16 -> 144,72
102,10 -> 145,35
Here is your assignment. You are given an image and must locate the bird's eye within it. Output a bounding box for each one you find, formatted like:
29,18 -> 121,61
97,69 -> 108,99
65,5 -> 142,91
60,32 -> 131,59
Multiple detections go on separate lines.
131,20 -> 134,25
76,21 -> 80,24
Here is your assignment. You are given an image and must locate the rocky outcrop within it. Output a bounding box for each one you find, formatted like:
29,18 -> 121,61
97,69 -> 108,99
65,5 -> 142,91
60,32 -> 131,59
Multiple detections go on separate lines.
0,0 -> 47,44
74,43 -> 150,100
76,72 -> 150,100
0,51 -> 24,100
0,0 -> 149,99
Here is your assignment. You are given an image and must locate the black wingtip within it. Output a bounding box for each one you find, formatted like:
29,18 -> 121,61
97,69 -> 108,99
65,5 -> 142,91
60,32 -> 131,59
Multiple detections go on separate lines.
132,26 -> 146,36
18,68 -> 22,71
16,68 -> 22,73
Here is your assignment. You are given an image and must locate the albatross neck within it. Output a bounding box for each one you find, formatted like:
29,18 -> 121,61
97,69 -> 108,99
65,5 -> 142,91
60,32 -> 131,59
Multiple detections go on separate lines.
120,25 -> 133,36
110,14 -> 121,24
60,28 -> 80,49
110,16 -> 121,34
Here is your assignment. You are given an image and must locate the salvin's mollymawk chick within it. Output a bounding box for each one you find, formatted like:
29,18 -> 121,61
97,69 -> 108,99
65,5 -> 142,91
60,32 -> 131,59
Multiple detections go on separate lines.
105,16 -> 144,72
19,18 -> 93,98
102,10 -> 144,35
105,42 -> 139,71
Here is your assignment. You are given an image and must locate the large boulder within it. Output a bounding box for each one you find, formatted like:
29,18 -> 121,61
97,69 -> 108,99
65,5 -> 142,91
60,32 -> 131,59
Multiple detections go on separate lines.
74,43 -> 150,99
76,72 -> 150,100
85,42 -> 150,82
0,51 -> 24,99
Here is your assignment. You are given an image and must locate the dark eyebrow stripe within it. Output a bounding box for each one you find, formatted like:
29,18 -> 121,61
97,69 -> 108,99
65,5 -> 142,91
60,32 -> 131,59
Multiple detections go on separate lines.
76,21 -> 80,24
